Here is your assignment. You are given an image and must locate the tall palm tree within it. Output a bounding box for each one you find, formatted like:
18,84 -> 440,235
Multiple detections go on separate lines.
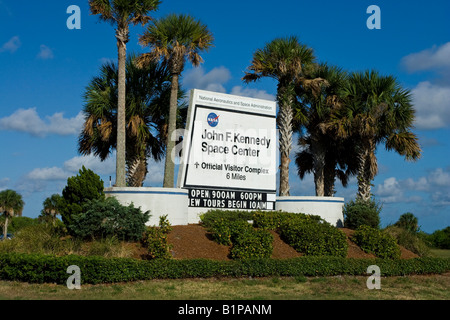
243,36 -> 324,196
294,63 -> 357,196
325,70 -> 422,201
42,194 -> 62,219
89,0 -> 161,187
138,13 -> 214,188
79,54 -> 186,187
0,189 -> 24,239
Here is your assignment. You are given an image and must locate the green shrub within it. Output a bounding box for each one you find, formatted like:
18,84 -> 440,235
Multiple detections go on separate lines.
209,219 -> 254,246
3,216 -> 40,233
352,225 -> 401,259
199,209 -> 254,228
252,211 -> 322,230
343,198 -> 381,229
384,226 -> 430,257
429,227 -> 450,249
279,216 -> 348,257
203,211 -> 275,259
60,166 -> 105,234
230,228 -> 273,260
141,215 -> 172,259
69,197 -> 149,241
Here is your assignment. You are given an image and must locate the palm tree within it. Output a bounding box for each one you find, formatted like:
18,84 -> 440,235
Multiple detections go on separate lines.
325,70 -> 422,201
0,189 -> 24,239
89,0 -> 161,187
79,54 -> 185,187
138,13 -> 214,188
395,212 -> 419,233
242,36 -> 324,196
41,194 -> 62,220
294,63 -> 358,196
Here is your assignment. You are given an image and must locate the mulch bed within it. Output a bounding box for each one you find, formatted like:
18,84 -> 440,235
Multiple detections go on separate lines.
166,224 -> 419,260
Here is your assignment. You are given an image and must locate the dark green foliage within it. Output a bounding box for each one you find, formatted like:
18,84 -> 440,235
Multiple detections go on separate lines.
60,166 -> 105,233
428,227 -> 450,249
141,215 -> 172,259
199,209 -> 254,229
252,210 -> 322,230
352,225 -> 401,259
1,217 -> 40,234
68,197 -> 149,241
209,219 -> 253,246
343,198 -> 381,229
0,252 -> 448,284
201,210 -> 274,259
279,215 -> 348,257
230,228 -> 273,260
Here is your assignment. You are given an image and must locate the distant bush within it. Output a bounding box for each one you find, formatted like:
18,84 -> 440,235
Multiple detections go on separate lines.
343,198 -> 381,229
428,227 -> 450,249
279,216 -> 348,257
69,197 -> 149,241
141,215 -> 172,260
352,225 -> 401,259
0,216 -> 40,234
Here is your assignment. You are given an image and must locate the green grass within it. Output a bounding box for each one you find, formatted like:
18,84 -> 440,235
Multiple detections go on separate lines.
429,249 -> 450,258
0,274 -> 448,300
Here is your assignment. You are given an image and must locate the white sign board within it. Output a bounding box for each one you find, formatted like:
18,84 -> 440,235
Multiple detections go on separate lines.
177,89 -> 277,210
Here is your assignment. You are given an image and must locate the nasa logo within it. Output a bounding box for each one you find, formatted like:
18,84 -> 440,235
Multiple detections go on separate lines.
207,112 -> 219,127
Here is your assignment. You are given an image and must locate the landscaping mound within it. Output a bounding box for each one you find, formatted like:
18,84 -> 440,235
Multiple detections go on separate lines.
167,224 -> 418,260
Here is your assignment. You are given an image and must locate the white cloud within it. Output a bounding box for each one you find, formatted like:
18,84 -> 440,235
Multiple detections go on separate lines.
230,86 -> 275,101
375,167 -> 450,205
0,36 -> 21,53
0,108 -> 84,137
37,44 -> 54,60
401,43 -> 450,130
411,81 -> 450,129
401,42 -> 450,73
143,160 -> 164,186
63,154 -> 115,176
26,167 -> 68,181
0,177 -> 9,191
183,66 -> 231,93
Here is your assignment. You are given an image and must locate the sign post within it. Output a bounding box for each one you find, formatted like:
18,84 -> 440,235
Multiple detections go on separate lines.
177,89 -> 277,218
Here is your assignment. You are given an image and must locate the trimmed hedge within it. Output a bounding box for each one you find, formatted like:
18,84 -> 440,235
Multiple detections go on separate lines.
352,225 -> 401,259
0,252 -> 448,284
279,216 -> 348,257
252,211 -> 322,230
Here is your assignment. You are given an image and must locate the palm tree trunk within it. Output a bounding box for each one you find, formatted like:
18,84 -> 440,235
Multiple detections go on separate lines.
115,27 -> 128,187
163,72 -> 179,188
127,156 -> 148,187
278,99 -> 293,196
311,138 -> 325,196
324,161 -> 336,197
357,141 -> 377,202
3,215 -> 8,240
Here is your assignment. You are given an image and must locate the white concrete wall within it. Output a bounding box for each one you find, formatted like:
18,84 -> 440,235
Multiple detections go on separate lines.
104,187 -> 189,226
275,196 -> 345,227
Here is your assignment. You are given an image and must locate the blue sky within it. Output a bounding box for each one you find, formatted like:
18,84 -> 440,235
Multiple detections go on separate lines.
0,0 -> 449,232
